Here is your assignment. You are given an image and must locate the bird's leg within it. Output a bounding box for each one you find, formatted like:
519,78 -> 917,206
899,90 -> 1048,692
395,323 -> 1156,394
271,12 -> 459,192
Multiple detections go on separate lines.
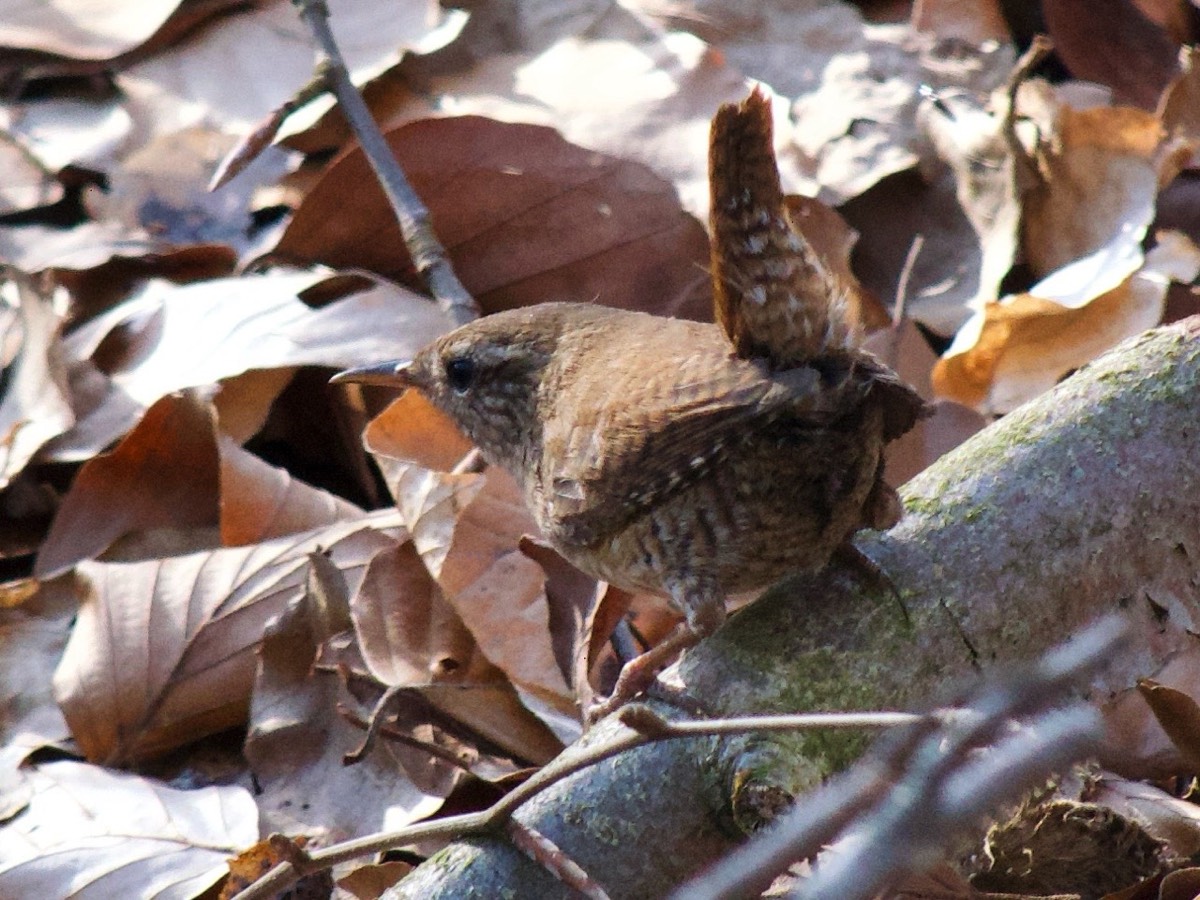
586,577 -> 725,725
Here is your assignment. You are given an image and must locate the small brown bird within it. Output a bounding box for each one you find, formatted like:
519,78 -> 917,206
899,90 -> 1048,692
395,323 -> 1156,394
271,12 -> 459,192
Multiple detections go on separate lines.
335,90 -> 928,719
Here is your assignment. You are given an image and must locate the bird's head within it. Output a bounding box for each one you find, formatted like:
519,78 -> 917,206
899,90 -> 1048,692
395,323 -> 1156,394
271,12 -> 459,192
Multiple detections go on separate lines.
333,305 -> 581,475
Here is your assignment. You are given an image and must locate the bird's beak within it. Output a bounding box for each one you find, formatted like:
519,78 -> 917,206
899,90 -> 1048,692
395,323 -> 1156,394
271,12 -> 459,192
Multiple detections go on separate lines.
330,360 -> 415,388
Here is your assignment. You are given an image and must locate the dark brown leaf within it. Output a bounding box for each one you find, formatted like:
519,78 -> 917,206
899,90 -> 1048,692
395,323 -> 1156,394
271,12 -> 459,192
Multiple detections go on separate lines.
274,116 -> 713,320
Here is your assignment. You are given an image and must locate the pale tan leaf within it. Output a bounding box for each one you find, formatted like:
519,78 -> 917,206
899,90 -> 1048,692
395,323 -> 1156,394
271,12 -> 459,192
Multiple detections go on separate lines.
0,0 -> 183,59
43,273 -> 447,461
436,471 -> 577,736
0,576 -> 76,746
438,468 -> 538,596
0,760 -> 257,899
1136,678 -> 1200,776
219,434 -> 363,546
1104,648 -> 1200,779
337,861 -> 413,900
117,0 -> 447,142
916,89 -> 1024,335
419,683 -> 565,766
246,581 -> 451,842
362,390 -> 474,473
0,276 -> 72,490
0,98 -> 131,176
211,366 -> 294,445
324,629 -> 563,767
911,0 -> 1012,44
935,231 -> 1200,412
351,542 -> 494,688
52,513 -> 403,763
440,549 -> 576,721
1021,88 -> 1168,280
0,135 -> 60,214
35,388 -> 364,576
34,389 -> 220,579
357,444 -> 579,744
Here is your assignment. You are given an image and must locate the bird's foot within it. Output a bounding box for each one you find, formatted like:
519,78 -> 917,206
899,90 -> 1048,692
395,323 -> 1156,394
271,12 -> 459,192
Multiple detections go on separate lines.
584,621 -> 706,726
585,586 -> 726,726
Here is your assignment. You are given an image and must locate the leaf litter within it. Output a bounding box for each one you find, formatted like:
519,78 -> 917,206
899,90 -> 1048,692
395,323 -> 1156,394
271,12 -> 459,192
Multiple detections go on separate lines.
1,0 -> 1200,897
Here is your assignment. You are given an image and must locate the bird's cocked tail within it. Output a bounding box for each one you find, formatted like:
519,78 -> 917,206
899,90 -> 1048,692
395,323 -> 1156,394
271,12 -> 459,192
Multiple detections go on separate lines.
708,88 -> 854,366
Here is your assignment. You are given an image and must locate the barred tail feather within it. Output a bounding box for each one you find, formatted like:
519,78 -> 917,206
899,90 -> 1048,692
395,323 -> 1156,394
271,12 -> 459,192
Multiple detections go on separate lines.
708,87 -> 853,365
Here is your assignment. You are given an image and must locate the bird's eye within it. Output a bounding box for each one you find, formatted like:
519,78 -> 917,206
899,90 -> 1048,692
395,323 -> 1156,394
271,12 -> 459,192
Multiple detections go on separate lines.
444,356 -> 476,393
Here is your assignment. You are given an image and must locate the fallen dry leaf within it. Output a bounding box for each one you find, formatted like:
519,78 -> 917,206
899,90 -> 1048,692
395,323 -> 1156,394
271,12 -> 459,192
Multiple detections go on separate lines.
842,167 -> 986,337
274,115 -> 713,319
1087,770 -> 1200,859
285,11 -> 758,222
0,575 -> 75,784
910,0 -> 1011,44
442,547 -> 575,721
245,564 -> 453,843
0,274 -> 73,491
325,630 -> 564,766
0,219 -> 178,282
1159,45 -> 1200,168
863,316 -> 938,398
35,388 -> 364,577
351,540 -> 495,689
935,230 -> 1200,412
0,95 -> 131,179
1160,867 -> 1200,900
117,0 -> 447,142
1043,0 -> 1183,110
518,536 -> 604,703
222,836 -> 333,900
0,137 -> 60,214
65,0 -> 455,251
362,390 -> 475,473
916,84 -> 1025,336
0,759 -> 257,898
53,512 -> 403,763
1020,89 -> 1172,281
881,399 -> 987,487
53,242 -> 237,323
87,125 -> 291,251
220,432 -> 364,546
362,393 -> 583,740
1137,677 -> 1200,774
34,389 -> 220,578
336,861 -> 413,900
377,452 -> 578,737
40,272 -> 448,462
0,0 -> 187,60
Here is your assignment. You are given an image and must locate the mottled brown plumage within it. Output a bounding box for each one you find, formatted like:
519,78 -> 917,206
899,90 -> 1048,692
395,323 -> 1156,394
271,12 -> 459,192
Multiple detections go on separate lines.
334,89 -> 930,719
709,88 -> 853,365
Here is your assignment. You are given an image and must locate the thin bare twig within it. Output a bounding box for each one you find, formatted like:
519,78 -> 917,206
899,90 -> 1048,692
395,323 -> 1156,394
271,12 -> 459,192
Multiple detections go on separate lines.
291,0 -> 479,326
230,707 -> 924,900
1002,35 -> 1054,194
506,820 -> 612,900
892,234 -> 924,328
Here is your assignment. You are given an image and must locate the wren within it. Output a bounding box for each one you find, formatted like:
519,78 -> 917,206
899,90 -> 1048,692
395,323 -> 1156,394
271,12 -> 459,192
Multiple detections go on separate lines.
334,90 -> 929,719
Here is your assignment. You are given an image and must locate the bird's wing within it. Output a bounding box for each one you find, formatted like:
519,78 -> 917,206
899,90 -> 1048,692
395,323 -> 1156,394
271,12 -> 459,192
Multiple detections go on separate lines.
539,357 -> 858,547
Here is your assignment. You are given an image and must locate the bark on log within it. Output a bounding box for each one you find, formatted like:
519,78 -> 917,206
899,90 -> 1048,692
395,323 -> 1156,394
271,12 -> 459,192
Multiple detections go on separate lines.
389,319 -> 1200,899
